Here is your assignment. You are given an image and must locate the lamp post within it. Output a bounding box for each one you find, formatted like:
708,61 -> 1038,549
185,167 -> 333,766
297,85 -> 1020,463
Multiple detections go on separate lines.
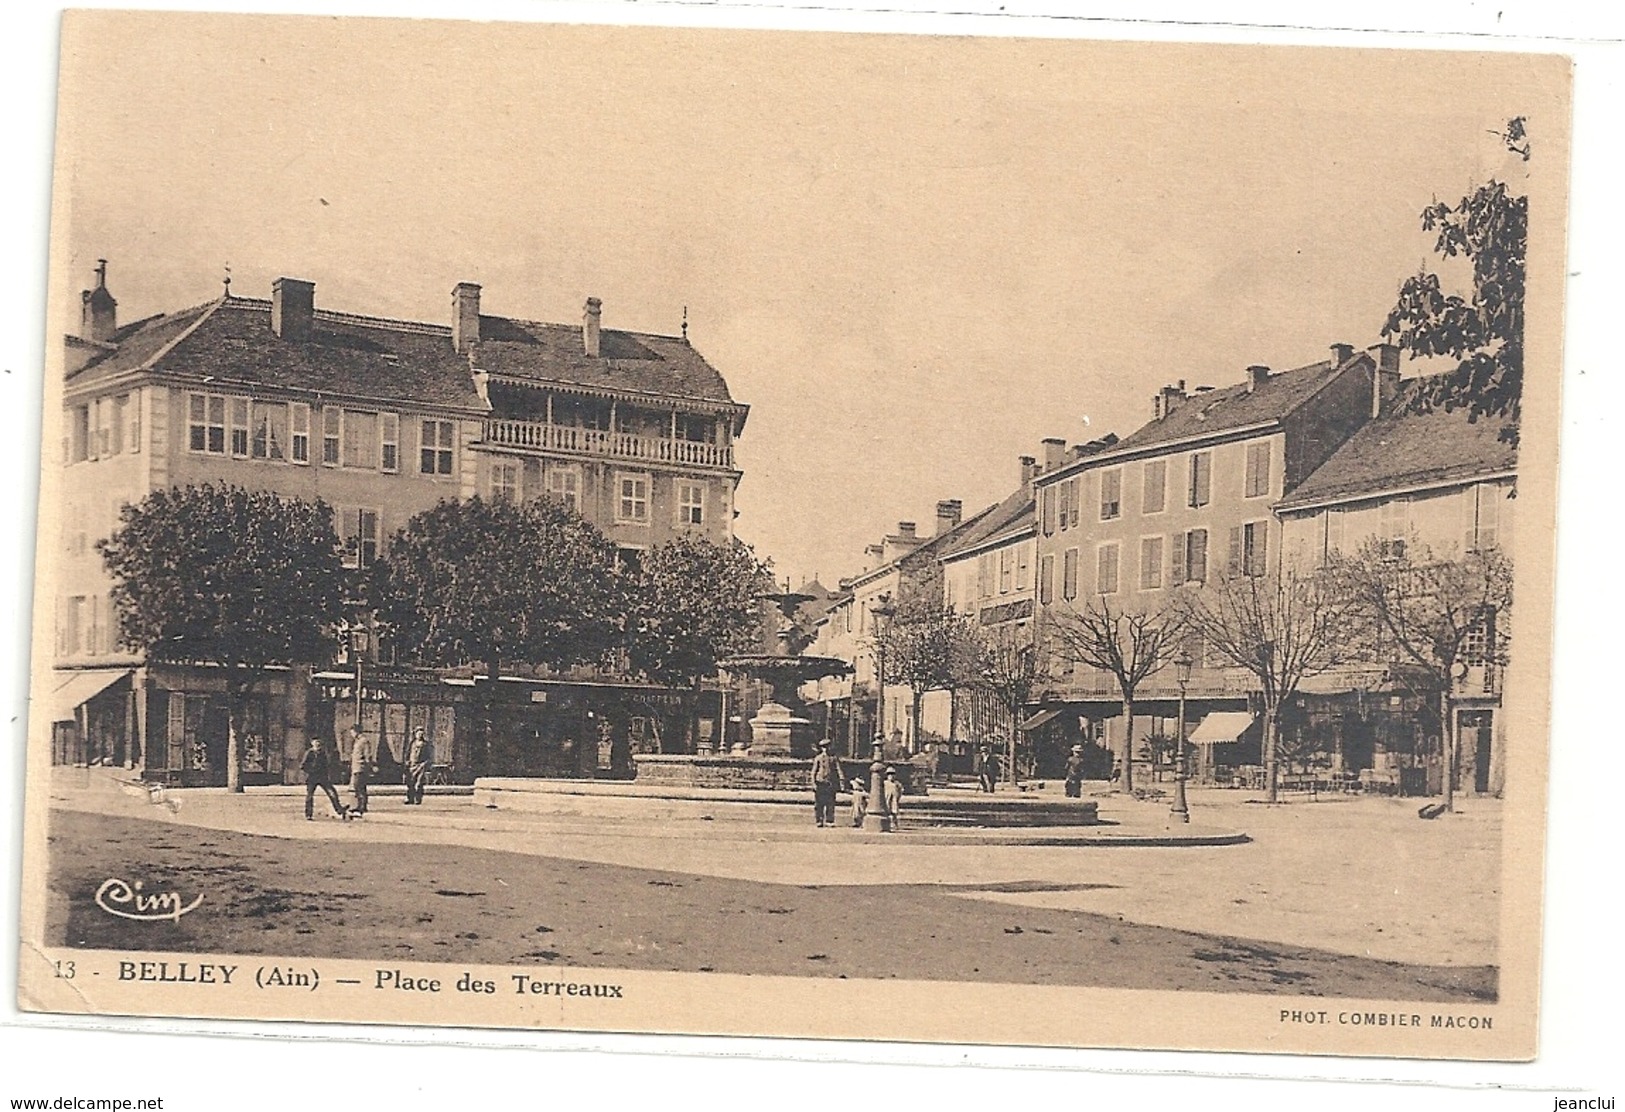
865,595 -> 896,832
1444,659 -> 1468,813
1169,648 -> 1193,823
350,625 -> 371,730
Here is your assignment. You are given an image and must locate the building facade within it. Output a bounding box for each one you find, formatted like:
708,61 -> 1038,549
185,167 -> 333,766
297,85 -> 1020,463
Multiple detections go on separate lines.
1027,344 -> 1392,782
1275,378 -> 1517,796
50,263 -> 746,785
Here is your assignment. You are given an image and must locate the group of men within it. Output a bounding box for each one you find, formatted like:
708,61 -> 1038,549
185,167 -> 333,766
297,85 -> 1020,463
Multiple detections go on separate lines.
301,724 -> 436,820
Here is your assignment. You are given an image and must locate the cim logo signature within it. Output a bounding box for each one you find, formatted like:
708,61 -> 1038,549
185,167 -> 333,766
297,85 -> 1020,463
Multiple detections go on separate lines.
95,877 -> 202,922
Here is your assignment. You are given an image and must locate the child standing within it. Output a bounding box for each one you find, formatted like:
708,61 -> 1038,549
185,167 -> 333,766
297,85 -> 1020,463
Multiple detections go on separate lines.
850,777 -> 868,828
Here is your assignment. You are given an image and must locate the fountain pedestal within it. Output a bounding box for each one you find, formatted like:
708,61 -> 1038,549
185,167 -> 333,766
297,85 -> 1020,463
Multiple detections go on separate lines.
745,700 -> 812,758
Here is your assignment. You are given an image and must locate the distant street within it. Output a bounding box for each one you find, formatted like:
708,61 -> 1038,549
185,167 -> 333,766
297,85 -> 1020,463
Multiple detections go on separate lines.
46,774 -> 1499,1002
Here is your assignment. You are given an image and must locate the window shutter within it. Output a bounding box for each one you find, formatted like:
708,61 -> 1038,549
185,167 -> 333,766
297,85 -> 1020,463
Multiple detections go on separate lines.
1190,529 -> 1208,581
1253,525 -> 1268,577
1171,533 -> 1186,583
1227,526 -> 1243,578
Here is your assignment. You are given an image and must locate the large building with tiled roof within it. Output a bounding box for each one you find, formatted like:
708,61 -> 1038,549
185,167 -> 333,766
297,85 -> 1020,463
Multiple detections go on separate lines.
1276,378 -> 1517,797
52,263 -> 747,785
1023,342 -> 1393,784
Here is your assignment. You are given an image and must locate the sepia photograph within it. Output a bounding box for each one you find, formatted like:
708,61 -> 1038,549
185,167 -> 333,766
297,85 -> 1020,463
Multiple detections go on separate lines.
16,7 -> 1573,1063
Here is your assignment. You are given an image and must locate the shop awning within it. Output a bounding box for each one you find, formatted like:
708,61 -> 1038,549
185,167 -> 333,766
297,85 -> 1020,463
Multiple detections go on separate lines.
1020,708 -> 1062,731
46,668 -> 131,723
1188,711 -> 1256,746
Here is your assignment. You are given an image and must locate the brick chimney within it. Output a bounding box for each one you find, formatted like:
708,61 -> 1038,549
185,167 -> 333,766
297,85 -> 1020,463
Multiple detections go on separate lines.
271,277 -> 316,341
1154,380 -> 1188,420
1245,364 -> 1270,393
1330,341 -> 1355,366
583,297 -> 602,357
452,282 -> 481,353
1041,437 -> 1066,471
935,500 -> 963,537
1369,342 -> 1401,417
1018,455 -> 1039,487
896,522 -> 917,540
80,259 -> 117,343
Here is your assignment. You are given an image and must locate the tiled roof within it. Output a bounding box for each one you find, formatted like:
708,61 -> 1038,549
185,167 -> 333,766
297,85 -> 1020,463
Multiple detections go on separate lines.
69,299 -> 488,411
1276,381 -> 1517,509
475,317 -> 740,408
939,484 -> 1034,561
65,297 -> 743,415
1110,356 -> 1355,456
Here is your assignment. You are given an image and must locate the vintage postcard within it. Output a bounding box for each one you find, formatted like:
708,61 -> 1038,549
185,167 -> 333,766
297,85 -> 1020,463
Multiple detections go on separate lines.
18,9 -> 1571,1060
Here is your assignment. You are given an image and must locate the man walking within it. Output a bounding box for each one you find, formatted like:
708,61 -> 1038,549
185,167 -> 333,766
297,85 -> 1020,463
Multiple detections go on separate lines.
347,724 -> 375,816
810,738 -> 841,827
976,743 -> 998,794
404,726 -> 433,805
301,737 -> 349,821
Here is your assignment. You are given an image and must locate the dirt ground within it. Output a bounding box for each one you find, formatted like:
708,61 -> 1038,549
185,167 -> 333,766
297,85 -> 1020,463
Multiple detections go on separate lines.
46,808 -> 1494,1001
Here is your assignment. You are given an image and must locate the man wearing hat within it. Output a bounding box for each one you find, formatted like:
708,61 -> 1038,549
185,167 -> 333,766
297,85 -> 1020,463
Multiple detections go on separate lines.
1065,743 -> 1088,798
810,738 -> 842,828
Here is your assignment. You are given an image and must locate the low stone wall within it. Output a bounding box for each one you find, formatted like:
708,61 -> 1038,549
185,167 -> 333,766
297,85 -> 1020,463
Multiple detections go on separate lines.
632,754 -> 813,792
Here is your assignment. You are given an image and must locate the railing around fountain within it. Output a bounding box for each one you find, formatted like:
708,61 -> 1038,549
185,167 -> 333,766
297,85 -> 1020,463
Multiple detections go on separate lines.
483,419 -> 734,469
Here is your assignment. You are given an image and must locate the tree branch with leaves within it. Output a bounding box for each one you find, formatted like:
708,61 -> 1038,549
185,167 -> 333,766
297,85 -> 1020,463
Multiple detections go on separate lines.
98,484 -> 350,791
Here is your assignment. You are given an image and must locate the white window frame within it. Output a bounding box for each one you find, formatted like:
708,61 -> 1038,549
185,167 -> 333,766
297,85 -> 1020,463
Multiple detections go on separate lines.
1016,544 -> 1031,592
616,471 -> 651,525
379,412 -> 400,474
249,400 -> 288,461
187,392 -> 228,455
489,460 -> 520,502
229,397 -> 251,459
290,402 -> 311,465
677,481 -> 706,526
322,407 -> 343,467
420,419 -> 455,476
547,464 -> 581,513
339,507 -> 383,569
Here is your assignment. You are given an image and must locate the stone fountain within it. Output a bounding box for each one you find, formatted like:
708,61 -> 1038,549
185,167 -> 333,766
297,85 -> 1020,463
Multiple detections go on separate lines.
631,587 -> 853,790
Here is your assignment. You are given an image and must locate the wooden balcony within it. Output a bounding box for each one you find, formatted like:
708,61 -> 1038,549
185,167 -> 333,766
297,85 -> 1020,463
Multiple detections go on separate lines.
482,419 -> 734,469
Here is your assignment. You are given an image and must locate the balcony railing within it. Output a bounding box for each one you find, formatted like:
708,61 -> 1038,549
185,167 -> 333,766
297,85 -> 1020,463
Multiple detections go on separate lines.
482,419 -> 734,469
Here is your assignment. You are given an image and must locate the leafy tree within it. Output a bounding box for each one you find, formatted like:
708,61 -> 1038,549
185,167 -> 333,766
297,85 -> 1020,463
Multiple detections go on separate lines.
1048,594 -> 1185,794
1382,118 -> 1528,443
629,534 -> 772,689
878,591 -> 982,754
1177,568 -> 1361,804
98,484 -> 349,792
369,495 -> 623,676
1331,536 -> 1513,810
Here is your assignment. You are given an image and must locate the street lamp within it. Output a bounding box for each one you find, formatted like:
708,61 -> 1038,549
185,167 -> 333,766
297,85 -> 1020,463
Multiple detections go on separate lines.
865,595 -> 896,832
349,625 -> 371,728
1169,648 -> 1194,823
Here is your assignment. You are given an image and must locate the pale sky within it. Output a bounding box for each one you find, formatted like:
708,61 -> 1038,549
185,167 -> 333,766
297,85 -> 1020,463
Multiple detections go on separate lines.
56,13 -> 1552,586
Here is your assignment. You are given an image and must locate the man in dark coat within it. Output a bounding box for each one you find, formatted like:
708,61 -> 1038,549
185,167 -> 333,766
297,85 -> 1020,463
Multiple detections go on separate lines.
976,743 -> 998,793
301,737 -> 349,820
810,738 -> 842,827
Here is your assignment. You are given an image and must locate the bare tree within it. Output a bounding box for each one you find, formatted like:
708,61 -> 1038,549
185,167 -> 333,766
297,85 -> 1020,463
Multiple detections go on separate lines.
970,621 -> 1050,785
1049,594 -> 1185,794
1333,536 -> 1513,810
1177,567 -> 1360,804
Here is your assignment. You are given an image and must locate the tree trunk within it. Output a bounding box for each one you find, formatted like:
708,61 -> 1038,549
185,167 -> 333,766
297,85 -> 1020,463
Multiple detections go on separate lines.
225,672 -> 249,793
1263,704 -> 1278,804
910,690 -> 924,756
1440,688 -> 1455,813
947,688 -> 959,747
1120,697 -> 1135,794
